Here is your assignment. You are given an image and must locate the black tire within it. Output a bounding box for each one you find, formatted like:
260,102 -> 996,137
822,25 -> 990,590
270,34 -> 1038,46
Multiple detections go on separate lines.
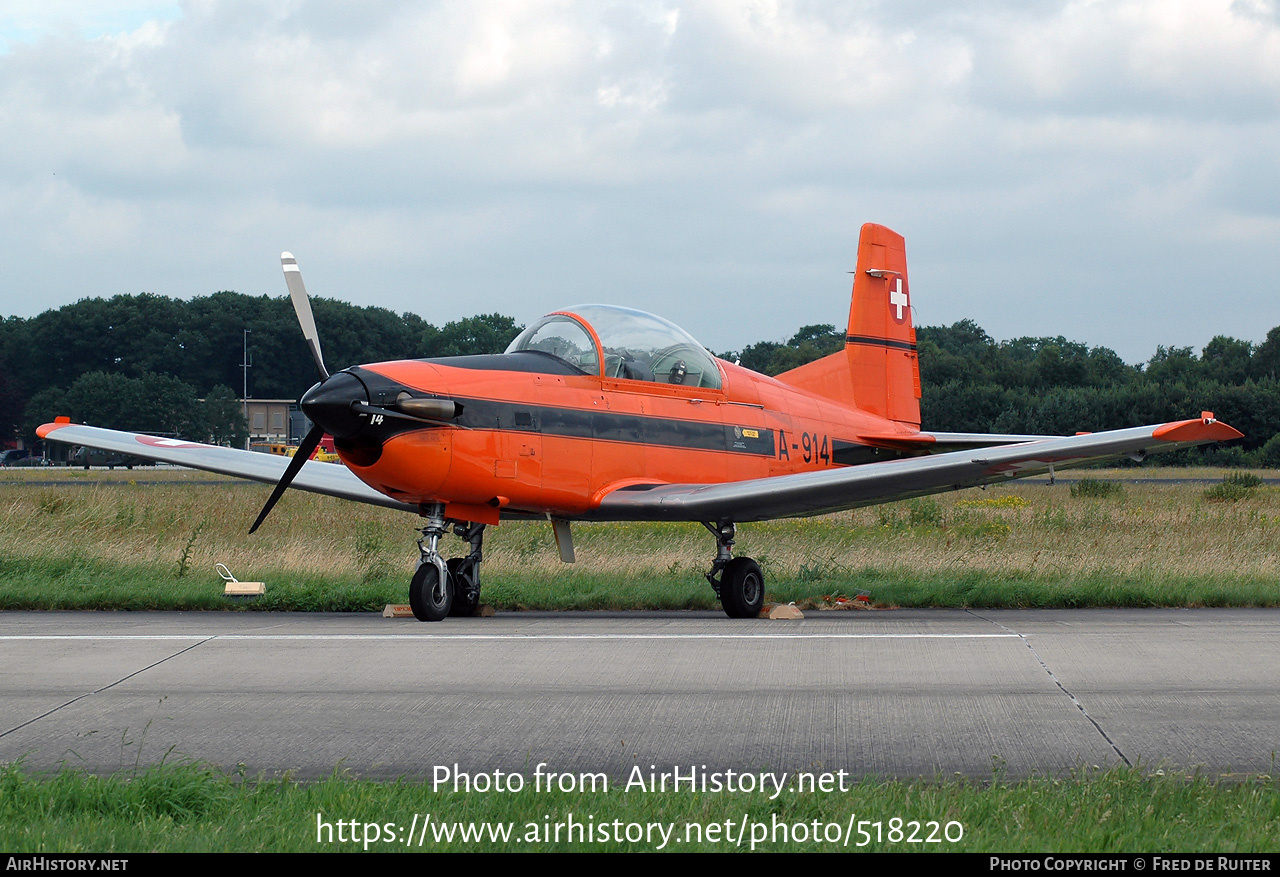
447,558 -> 479,617
720,557 -> 765,618
408,561 -> 452,622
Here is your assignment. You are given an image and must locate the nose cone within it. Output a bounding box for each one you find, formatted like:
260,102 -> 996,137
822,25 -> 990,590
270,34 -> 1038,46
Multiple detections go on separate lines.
300,371 -> 367,439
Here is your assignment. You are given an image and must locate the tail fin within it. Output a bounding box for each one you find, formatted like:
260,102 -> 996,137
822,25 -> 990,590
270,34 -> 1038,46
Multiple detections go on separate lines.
775,223 -> 921,428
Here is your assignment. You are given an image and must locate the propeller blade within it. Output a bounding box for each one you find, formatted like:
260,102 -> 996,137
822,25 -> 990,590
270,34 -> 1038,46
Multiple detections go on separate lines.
249,424 -> 326,534
281,252 -> 329,380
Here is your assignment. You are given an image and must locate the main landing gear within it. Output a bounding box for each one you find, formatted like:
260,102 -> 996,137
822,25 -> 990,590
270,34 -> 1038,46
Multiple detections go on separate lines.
409,503 -> 486,622
703,521 -> 765,619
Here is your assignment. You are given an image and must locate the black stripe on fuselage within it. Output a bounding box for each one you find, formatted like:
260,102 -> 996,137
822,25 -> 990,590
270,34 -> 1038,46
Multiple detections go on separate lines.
455,397 -> 778,457
845,334 -> 917,352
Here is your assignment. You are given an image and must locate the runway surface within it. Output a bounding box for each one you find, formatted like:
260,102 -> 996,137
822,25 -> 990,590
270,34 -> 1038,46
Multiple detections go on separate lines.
1,609 -> 1276,780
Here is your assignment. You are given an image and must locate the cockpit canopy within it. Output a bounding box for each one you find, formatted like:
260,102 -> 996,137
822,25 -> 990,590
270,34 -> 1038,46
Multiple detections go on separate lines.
504,304 -> 723,390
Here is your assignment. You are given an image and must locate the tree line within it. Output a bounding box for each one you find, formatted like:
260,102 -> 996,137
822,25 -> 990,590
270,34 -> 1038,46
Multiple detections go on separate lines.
730,319 -> 1280,466
0,293 -> 520,447
2,292 -> 1277,465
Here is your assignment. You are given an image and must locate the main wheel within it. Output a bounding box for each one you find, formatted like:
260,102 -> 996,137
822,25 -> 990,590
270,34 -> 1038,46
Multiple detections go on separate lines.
447,557 -> 479,617
720,557 -> 765,618
408,561 -> 453,622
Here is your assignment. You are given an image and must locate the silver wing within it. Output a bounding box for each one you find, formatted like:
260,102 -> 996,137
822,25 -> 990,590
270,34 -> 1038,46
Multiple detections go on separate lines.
588,416 -> 1242,522
36,421 -> 416,513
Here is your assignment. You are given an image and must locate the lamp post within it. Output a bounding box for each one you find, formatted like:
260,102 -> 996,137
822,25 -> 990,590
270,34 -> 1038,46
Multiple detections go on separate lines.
241,328 -> 251,450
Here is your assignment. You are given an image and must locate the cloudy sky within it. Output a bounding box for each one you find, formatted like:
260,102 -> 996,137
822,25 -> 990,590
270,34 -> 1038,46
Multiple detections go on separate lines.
2,0 -> 1278,362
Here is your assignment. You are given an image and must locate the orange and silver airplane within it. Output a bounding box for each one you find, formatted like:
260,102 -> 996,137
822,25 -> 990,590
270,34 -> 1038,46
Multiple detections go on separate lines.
39,224 -> 1242,621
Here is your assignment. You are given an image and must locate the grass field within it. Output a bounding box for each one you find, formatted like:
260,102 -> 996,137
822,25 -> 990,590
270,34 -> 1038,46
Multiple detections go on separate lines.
1,466 -> 1278,611
3,761 -> 1278,853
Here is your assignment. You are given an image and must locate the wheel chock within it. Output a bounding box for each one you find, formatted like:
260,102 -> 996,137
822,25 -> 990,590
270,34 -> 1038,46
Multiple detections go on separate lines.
767,603 -> 804,620
217,563 -> 264,600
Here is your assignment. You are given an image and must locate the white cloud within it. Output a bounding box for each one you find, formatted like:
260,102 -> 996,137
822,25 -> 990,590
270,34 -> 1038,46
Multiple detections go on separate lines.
1,0 -> 1279,362
970,0 -> 1280,120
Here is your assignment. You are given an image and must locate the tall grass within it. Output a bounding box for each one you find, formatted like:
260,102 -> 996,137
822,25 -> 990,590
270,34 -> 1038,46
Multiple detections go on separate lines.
1069,478 -> 1123,499
1,469 -> 1278,610
1204,472 -> 1265,503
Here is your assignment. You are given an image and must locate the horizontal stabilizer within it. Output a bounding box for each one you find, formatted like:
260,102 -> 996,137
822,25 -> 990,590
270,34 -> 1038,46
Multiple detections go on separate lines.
857,430 -> 1067,453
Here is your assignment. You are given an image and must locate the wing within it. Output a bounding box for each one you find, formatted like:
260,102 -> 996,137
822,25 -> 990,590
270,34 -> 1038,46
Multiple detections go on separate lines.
37,421 -> 417,513
589,415 -> 1243,523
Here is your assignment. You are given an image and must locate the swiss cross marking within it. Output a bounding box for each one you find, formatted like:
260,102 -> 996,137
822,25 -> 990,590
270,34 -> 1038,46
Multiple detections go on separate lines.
889,278 -> 907,321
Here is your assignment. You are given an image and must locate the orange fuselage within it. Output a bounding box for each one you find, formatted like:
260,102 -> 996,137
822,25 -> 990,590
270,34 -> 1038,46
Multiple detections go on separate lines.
341,357 -> 916,523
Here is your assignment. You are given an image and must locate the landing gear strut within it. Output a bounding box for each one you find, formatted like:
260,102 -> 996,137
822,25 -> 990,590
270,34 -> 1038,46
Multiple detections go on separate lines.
446,522 -> 485,617
409,503 -> 486,622
703,521 -> 765,619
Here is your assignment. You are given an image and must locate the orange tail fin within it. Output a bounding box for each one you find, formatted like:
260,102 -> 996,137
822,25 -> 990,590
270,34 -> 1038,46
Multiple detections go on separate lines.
775,223 -> 921,428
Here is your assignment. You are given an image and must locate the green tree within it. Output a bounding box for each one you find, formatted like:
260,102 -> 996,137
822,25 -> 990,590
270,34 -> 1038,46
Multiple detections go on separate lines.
1145,346 -> 1197,383
1261,433 -> 1280,467
202,384 -> 249,447
732,340 -> 784,375
1200,336 -> 1253,385
1254,327 -> 1280,381
421,314 -> 523,358
0,352 -> 23,446
55,371 -> 202,438
21,386 -> 68,444
725,324 -> 843,376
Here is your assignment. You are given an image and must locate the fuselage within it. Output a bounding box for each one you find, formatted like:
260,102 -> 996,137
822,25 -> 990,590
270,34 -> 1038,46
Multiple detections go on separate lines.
313,349 -> 918,524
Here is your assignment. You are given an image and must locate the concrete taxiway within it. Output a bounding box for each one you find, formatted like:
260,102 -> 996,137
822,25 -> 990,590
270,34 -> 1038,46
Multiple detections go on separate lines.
1,609 -> 1276,779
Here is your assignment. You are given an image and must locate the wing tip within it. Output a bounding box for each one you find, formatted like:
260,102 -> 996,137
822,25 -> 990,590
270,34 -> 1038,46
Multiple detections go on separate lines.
1153,413 -> 1244,444
36,416 -> 71,439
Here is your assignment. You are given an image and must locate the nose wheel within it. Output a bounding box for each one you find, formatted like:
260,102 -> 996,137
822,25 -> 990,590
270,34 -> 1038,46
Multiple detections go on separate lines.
703,521 -> 765,618
409,560 -> 452,621
410,505 -> 485,622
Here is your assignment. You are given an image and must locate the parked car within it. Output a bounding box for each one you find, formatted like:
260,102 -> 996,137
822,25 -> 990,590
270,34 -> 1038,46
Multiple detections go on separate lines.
0,449 -> 31,466
70,446 -> 147,470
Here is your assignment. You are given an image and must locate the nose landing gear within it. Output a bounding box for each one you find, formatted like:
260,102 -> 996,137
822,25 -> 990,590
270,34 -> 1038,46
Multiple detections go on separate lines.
410,504 -> 487,622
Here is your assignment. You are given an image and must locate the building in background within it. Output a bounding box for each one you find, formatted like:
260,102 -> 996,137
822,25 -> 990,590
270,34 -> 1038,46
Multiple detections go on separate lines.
243,399 -> 296,447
